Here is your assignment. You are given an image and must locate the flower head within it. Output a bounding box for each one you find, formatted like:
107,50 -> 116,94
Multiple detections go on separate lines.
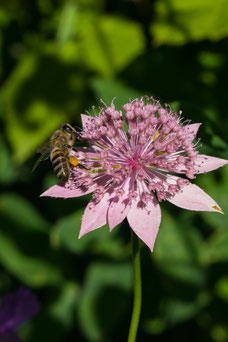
0,287 -> 40,342
42,97 -> 228,250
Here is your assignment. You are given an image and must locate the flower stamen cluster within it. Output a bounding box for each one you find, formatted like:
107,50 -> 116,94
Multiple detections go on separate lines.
42,96 -> 228,250
69,97 -> 199,203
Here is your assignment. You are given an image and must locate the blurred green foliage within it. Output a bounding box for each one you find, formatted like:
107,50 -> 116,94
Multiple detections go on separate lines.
0,0 -> 228,341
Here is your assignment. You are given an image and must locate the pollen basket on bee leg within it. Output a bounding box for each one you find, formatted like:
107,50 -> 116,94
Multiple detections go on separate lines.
69,156 -> 79,166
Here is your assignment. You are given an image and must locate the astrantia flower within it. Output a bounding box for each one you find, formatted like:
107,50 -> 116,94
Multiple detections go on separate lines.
0,287 -> 40,342
42,97 -> 228,250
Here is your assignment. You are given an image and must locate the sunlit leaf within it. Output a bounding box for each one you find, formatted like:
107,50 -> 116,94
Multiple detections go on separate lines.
3,52 -> 86,162
79,15 -> 145,76
56,0 -> 78,47
215,277 -> 228,302
152,0 -> 228,45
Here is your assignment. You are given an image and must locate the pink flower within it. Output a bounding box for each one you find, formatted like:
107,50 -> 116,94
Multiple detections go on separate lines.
41,97 -> 228,251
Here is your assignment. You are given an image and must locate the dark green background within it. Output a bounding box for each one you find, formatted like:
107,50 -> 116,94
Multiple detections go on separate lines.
0,0 -> 228,341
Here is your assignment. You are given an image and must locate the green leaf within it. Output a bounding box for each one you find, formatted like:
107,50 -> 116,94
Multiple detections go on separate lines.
152,0 -> 228,45
80,15 -> 145,76
0,136 -> 18,184
77,262 -> 132,342
197,166 -> 228,229
0,32 -> 2,78
215,276 -> 228,302
3,52 -> 85,162
0,192 -> 49,232
202,229 -> 228,264
154,212 -> 205,286
42,173 -> 59,190
164,292 -> 210,324
0,231 -> 62,287
56,0 -> 78,47
22,284 -> 79,342
49,282 -> 80,327
52,210 -> 124,257
91,77 -> 142,109
143,317 -> 166,335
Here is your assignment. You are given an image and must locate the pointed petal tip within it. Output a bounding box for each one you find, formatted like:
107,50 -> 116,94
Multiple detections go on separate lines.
40,184 -> 95,198
136,232 -> 156,252
195,155 -> 228,174
40,186 -> 64,198
78,228 -> 87,239
78,227 -> 86,239
147,230 -> 159,252
146,241 -> 155,252
40,192 -> 52,198
109,221 -> 120,232
40,192 -> 48,197
168,183 -> 224,213
212,205 -> 224,214
109,223 -> 114,232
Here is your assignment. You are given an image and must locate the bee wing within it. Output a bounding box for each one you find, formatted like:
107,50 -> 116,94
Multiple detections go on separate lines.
32,142 -> 52,172
32,151 -> 51,172
36,141 -> 52,153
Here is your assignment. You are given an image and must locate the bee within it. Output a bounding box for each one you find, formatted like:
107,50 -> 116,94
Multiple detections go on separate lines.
32,123 -> 80,182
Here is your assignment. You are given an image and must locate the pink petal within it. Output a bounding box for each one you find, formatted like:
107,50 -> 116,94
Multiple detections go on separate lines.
127,196 -> 161,251
168,183 -> 224,213
79,192 -> 112,238
182,123 -> 201,140
81,114 -> 93,130
194,154 -> 228,174
41,184 -> 95,198
108,181 -> 131,231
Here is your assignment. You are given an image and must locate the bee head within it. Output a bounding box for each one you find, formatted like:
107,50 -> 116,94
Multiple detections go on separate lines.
61,123 -> 75,133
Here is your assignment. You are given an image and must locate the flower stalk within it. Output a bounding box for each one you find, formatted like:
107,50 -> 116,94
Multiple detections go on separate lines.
128,230 -> 142,342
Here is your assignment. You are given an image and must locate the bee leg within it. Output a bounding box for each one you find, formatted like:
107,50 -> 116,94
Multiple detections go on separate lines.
78,164 -> 89,170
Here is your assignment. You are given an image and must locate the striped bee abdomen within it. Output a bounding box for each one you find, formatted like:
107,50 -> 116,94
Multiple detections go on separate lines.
51,149 -> 70,182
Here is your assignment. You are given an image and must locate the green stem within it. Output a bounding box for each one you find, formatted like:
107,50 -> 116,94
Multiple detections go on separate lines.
127,231 -> 142,342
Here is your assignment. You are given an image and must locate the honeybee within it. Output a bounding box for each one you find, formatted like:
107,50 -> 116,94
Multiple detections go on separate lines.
32,123 -> 80,182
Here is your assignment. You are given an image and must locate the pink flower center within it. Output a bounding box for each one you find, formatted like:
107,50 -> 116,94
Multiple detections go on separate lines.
69,97 -> 201,202
128,156 -> 141,170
